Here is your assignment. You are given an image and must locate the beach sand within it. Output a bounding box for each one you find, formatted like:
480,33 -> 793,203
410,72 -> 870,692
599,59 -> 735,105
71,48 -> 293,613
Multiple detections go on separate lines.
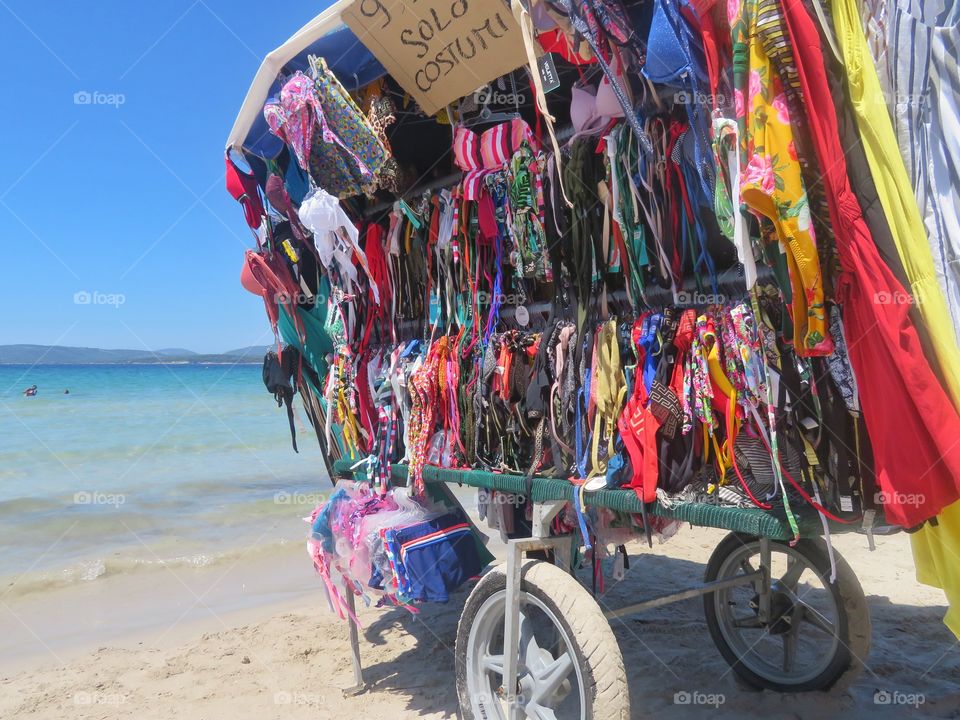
2,525 -> 958,719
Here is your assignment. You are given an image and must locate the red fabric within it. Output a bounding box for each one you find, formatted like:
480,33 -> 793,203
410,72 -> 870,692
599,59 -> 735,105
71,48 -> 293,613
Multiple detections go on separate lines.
240,250 -> 303,342
477,192 -> 498,243
361,224 -> 391,351
264,174 -> 311,244
671,310 -> 696,394
537,28 -> 596,66
353,354 -> 375,453
682,3 -> 720,113
225,155 -> 265,230
781,0 -> 960,526
618,315 -> 661,503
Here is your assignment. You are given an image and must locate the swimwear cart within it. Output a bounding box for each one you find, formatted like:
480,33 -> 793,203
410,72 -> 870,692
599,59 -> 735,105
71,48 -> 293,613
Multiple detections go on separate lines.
334,461 -> 871,719
221,1 -> 913,718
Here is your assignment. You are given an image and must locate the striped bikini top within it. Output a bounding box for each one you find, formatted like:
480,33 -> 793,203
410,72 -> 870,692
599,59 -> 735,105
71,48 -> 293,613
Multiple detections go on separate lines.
453,118 -> 539,199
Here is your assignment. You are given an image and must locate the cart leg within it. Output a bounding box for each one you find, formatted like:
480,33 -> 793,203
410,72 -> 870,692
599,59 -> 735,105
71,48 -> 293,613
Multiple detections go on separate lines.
503,538 -> 524,720
756,537 -> 772,624
502,502 -> 565,720
342,584 -> 366,696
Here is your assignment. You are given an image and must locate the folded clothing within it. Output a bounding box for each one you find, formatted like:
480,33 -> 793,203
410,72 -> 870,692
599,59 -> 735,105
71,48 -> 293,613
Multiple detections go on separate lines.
383,510 -> 483,603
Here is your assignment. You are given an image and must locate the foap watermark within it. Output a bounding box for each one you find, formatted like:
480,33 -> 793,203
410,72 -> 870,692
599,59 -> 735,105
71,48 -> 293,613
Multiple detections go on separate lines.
274,491 -> 328,506
73,90 -> 126,108
673,690 -> 725,708
675,290 -> 726,306
73,691 -> 128,706
873,290 -> 915,305
274,691 -> 326,707
875,490 -> 926,509
273,290 -> 329,306
873,689 -> 925,708
490,493 -> 526,506
476,291 -> 525,306
74,290 -> 126,308
74,491 -> 125,507
475,85 -> 526,106
673,90 -> 727,106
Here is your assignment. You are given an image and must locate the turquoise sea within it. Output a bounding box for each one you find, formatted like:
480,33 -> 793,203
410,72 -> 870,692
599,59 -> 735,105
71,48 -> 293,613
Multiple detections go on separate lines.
0,364 -> 331,597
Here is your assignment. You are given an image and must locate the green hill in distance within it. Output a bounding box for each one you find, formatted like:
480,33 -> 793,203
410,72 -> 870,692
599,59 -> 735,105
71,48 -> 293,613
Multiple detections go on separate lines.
0,344 -> 271,365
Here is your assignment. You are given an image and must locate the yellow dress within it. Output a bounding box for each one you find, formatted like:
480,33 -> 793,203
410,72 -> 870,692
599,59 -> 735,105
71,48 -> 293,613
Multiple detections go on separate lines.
911,499 -> 960,639
732,0 -> 832,355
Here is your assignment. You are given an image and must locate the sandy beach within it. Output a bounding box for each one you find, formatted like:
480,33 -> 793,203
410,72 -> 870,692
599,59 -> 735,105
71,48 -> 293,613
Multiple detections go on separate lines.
2,522 -> 957,720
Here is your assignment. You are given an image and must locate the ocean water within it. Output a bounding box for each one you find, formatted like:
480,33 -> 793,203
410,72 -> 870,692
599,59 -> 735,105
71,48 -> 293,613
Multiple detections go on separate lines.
0,364 -> 331,597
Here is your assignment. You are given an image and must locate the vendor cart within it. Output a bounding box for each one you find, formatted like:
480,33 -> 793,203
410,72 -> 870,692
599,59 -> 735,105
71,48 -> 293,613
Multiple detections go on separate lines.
332,460 -> 872,719
218,2 -> 943,718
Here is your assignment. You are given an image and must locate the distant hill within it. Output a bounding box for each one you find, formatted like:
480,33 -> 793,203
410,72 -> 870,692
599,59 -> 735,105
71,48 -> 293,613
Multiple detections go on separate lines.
155,348 -> 198,357
0,344 -> 267,365
222,346 -> 271,359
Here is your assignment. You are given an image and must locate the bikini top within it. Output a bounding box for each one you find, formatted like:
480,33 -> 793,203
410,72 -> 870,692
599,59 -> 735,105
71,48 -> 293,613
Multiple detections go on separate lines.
264,67 -> 382,198
644,0 -> 716,202
298,186 -> 380,304
453,118 -> 539,200
567,53 -> 628,139
570,85 -> 606,136
642,0 -> 707,86
225,154 -> 265,231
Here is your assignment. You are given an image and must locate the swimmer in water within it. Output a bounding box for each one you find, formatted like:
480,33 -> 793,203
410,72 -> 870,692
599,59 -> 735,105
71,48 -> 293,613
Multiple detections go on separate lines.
23,385 -> 37,397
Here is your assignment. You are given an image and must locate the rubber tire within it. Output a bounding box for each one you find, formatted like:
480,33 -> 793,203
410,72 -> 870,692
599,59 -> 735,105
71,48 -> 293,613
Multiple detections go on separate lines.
702,532 -> 871,692
455,560 -> 630,720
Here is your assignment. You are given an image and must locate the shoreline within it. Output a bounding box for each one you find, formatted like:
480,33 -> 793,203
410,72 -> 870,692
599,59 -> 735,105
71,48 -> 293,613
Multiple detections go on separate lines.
0,541 -> 318,675
0,362 -> 263,366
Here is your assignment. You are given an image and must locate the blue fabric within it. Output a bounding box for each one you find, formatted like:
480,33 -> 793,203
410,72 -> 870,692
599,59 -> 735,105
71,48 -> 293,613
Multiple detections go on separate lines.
643,0 -> 715,204
392,511 -> 482,603
640,313 -> 662,393
243,25 -> 386,159
311,486 -> 349,553
284,154 -> 310,204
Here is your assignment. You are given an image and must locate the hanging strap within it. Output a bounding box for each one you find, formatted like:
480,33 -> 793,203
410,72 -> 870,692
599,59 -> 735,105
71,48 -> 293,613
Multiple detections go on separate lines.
511,0 -> 573,207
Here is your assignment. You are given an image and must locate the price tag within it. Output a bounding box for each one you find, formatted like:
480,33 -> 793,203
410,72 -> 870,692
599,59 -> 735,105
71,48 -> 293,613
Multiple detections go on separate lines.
538,53 -> 560,94
515,305 -> 530,327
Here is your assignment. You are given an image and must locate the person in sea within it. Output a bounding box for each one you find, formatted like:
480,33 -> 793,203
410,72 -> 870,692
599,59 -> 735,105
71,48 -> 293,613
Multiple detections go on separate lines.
23,385 -> 37,397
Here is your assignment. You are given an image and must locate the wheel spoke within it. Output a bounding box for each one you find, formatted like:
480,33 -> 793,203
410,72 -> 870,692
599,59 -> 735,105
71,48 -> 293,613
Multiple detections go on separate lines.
731,613 -> 764,629
519,611 -> 542,669
482,653 -> 505,676
739,558 -> 757,576
782,607 -> 804,672
782,631 -> 797,673
798,605 -> 837,637
525,703 -> 558,720
779,556 -> 805,591
534,652 -> 574,700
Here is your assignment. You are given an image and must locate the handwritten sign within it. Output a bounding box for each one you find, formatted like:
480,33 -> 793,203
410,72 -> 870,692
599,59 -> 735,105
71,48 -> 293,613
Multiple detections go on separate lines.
342,0 -> 531,115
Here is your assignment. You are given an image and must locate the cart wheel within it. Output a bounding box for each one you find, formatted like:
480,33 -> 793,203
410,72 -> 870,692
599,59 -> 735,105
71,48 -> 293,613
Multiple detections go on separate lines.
455,560 -> 629,720
703,532 -> 871,692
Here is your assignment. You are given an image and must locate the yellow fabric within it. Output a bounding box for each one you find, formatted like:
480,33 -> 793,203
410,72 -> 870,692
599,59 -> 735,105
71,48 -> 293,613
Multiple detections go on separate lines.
832,0 -> 960,410
911,500 -> 960,640
589,320 -> 626,478
734,0 -> 831,355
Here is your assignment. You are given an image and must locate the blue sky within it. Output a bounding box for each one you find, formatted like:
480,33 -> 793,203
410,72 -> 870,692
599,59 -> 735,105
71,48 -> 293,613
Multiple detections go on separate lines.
0,1 -> 328,353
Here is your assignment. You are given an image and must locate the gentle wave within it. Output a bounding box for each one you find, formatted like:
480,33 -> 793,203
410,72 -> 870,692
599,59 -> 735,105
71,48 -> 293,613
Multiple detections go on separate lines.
0,539 -> 299,599
0,364 -> 326,598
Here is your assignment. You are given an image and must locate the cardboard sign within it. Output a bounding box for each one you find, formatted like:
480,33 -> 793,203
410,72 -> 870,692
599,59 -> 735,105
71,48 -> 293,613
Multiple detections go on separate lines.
342,0 -> 531,115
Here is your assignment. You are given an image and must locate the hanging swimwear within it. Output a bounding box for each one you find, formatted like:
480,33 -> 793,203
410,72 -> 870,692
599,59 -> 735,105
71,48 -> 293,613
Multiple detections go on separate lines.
264,61 -> 388,198
731,0 -> 832,356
